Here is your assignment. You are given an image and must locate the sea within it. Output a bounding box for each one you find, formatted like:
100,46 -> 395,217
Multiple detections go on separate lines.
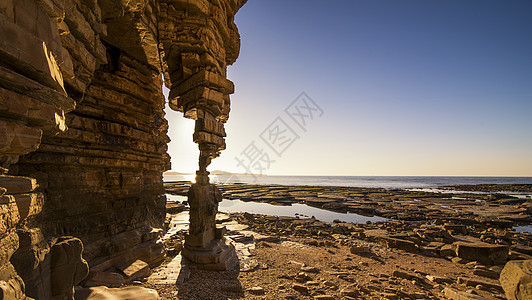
163,174 -> 532,190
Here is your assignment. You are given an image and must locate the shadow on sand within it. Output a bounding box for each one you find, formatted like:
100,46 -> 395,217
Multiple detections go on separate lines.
175,268 -> 244,299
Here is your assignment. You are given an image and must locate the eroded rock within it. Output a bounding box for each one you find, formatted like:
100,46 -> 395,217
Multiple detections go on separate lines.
1,0 -> 247,299
500,259 -> 532,300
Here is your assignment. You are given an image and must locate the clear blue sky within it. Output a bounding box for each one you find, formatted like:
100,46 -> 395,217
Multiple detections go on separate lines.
165,0 -> 532,176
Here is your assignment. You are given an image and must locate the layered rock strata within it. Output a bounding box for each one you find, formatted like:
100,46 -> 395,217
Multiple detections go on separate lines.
157,0 -> 244,270
0,0 -> 245,298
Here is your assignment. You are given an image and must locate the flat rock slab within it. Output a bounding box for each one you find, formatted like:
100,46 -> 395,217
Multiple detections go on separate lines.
118,260 -> 150,282
453,241 -> 509,265
75,286 -> 160,300
457,276 -> 503,291
280,241 -> 309,249
147,254 -> 190,285
0,175 -> 37,194
443,287 -> 486,300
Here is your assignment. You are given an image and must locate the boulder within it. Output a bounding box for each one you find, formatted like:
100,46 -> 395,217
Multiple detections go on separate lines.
499,259 -> 532,300
452,241 -> 508,265
75,286 -> 160,300
50,237 -> 89,297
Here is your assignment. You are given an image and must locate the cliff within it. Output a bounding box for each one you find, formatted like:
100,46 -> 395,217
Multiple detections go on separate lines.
0,0 -> 246,299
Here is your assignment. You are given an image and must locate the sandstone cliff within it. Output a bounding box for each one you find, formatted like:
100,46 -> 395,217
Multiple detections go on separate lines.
0,0 -> 246,299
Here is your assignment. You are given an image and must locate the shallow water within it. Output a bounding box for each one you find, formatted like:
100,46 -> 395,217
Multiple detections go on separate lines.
514,226 -> 532,233
218,199 -> 388,223
166,194 -> 188,202
166,194 -> 387,224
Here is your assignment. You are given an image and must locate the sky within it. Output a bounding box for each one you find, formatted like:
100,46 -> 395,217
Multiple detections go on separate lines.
164,0 -> 532,176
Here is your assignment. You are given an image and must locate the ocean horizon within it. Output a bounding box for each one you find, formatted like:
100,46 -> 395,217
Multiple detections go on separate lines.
163,173 -> 532,189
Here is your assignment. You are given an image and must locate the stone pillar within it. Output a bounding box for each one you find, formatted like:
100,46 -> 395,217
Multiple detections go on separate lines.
181,167 -> 237,270
158,0 -> 247,271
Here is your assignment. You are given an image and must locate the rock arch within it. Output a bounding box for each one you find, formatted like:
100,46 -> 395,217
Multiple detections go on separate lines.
0,0 -> 246,298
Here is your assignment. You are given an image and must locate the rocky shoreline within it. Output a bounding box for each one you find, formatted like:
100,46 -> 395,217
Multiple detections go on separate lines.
140,182 -> 532,299
440,184 -> 532,193
166,182 -> 532,228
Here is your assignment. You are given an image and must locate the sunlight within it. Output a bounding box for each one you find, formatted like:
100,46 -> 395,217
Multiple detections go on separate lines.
182,173 -> 196,183
163,86 -> 199,174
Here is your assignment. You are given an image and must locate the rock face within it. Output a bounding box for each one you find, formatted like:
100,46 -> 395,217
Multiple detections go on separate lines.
500,259 -> 532,300
0,0 -> 246,299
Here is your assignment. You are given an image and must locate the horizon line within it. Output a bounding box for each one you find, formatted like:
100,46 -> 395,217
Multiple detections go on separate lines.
164,171 -> 532,178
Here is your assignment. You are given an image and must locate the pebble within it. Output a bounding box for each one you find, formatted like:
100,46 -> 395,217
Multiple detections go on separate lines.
292,283 -> 309,294
295,272 -> 312,283
289,260 -> 305,267
381,292 -> 400,299
467,289 -> 479,294
426,275 -> 452,284
340,288 -> 358,297
301,266 -> 320,273
350,245 -> 370,254
305,281 -> 320,286
222,284 -> 241,293
314,295 -> 335,300
247,286 -> 265,295
452,257 -> 467,264
322,280 -> 336,287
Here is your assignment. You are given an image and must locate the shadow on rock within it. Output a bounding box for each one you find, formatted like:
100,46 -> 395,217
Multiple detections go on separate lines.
176,269 -> 244,300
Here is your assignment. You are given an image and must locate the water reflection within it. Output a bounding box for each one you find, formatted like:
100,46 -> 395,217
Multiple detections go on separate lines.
514,226 -> 532,233
167,194 -> 188,202
166,194 -> 387,224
